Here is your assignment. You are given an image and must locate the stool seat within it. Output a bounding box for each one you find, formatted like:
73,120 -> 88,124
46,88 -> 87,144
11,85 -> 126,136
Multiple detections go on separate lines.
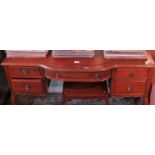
63,81 -> 109,104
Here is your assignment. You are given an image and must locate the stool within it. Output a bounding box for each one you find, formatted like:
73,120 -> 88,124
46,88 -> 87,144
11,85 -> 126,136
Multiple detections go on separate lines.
63,81 -> 109,105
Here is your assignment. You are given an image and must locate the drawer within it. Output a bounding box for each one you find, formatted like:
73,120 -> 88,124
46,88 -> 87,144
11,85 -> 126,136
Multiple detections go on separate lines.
9,67 -> 42,78
114,82 -> 146,94
115,68 -> 149,80
46,70 -> 111,82
11,79 -> 46,95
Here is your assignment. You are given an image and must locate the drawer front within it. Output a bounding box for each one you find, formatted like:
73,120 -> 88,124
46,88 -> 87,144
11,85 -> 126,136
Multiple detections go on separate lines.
9,67 -> 42,78
116,68 -> 148,80
114,82 -> 146,94
46,70 -> 111,82
11,79 -> 45,94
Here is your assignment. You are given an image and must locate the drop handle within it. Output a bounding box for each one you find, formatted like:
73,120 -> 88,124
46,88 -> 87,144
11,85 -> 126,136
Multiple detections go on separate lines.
55,73 -> 61,78
95,73 -> 102,79
22,68 -> 28,75
127,85 -> 132,92
24,84 -> 30,90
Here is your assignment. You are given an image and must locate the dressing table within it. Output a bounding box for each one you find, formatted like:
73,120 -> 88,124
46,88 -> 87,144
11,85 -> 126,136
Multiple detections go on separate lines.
2,50 -> 155,105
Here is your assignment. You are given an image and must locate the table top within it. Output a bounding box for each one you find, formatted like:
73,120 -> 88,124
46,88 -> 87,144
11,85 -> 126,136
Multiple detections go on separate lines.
2,51 -> 155,72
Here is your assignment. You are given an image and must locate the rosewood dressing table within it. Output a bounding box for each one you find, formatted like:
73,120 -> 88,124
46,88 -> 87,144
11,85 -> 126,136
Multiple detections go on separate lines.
2,50 -> 155,105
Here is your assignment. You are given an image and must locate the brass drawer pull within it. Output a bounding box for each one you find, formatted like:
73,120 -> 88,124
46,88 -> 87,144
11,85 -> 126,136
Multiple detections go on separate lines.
24,84 -> 31,90
21,68 -> 29,75
127,85 -> 132,92
95,73 -> 102,79
55,73 -> 61,78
